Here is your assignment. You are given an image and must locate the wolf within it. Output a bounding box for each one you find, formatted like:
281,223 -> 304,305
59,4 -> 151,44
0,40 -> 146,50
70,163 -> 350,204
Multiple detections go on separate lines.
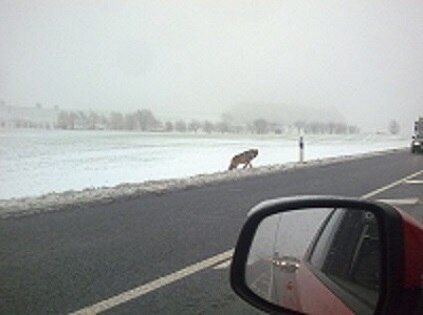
228,149 -> 259,170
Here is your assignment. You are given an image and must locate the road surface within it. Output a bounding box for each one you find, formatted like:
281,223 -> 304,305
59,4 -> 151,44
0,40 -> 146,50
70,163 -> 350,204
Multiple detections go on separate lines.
1,149 -> 422,314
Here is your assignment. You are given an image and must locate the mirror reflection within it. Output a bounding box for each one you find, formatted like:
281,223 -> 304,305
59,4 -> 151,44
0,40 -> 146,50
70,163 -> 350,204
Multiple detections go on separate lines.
246,208 -> 381,315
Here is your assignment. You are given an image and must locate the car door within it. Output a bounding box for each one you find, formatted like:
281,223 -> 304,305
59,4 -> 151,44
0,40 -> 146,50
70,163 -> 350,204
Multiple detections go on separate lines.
295,209 -> 381,315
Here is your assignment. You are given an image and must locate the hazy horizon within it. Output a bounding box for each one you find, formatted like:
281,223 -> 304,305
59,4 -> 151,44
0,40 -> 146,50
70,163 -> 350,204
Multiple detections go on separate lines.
1,1 -> 422,134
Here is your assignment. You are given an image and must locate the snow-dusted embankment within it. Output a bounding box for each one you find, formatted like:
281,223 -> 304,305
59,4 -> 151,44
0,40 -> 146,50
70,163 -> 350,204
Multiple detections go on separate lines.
0,148 -> 406,218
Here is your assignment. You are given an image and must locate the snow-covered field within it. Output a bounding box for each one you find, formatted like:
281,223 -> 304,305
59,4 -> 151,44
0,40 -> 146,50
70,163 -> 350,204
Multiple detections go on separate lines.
0,129 -> 408,200
0,129 -> 408,217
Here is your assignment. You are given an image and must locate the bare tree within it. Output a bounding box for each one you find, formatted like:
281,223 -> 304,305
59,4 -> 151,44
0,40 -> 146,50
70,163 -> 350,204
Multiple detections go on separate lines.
253,118 -> 269,134
188,120 -> 201,133
202,120 -> 215,134
124,113 -> 137,130
389,120 -> 400,135
68,112 -> 78,129
88,111 -> 100,129
135,109 -> 159,131
215,121 -> 229,133
348,125 -> 360,134
294,120 -> 305,134
174,120 -> 187,132
165,121 -> 173,132
109,112 -> 124,130
57,111 -> 69,129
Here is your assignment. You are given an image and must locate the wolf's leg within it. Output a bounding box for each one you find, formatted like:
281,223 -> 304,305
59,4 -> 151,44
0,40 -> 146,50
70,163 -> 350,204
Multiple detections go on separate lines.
244,162 -> 252,169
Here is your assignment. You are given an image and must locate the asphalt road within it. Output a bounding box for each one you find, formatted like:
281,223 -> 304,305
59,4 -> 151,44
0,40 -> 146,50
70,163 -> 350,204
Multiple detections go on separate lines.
1,150 -> 422,314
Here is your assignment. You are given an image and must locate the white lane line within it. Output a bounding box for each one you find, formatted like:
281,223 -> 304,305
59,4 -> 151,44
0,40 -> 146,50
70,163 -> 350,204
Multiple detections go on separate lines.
377,198 -> 419,205
361,169 -> 423,199
70,168 -> 423,314
70,249 -> 233,315
212,259 -> 231,270
405,180 -> 423,184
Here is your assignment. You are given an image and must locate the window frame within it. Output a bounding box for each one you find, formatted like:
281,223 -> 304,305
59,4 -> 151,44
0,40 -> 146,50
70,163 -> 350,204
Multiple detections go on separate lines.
304,208 -> 382,315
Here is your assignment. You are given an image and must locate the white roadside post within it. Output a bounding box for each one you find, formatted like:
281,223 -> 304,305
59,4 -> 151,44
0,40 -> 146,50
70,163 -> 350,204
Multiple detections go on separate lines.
299,136 -> 304,163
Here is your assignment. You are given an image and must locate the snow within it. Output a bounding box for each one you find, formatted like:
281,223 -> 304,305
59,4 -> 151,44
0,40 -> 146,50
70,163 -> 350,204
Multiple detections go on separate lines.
0,129 -> 408,218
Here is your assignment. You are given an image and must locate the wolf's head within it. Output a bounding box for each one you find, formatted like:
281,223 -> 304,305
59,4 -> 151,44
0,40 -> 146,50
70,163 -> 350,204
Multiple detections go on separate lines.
249,149 -> 259,158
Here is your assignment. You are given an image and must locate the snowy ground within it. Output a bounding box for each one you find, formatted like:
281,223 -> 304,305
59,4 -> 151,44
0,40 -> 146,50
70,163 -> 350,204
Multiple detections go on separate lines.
0,129 -> 408,218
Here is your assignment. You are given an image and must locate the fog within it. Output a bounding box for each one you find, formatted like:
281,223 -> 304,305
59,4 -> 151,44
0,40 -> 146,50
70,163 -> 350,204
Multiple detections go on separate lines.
1,1 -> 422,133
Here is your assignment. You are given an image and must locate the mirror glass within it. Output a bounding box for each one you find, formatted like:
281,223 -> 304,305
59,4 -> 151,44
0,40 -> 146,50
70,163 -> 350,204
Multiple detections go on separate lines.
245,208 -> 381,314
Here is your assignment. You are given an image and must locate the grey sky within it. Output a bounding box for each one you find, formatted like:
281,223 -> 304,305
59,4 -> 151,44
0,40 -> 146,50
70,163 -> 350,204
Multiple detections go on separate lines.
1,1 -> 422,133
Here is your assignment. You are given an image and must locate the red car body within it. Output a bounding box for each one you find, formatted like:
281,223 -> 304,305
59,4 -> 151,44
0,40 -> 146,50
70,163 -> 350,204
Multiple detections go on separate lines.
292,207 -> 423,314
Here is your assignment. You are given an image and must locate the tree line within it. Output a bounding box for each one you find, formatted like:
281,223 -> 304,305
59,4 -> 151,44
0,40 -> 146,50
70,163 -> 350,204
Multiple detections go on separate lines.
54,109 -> 360,135
56,109 -> 162,131
3,101 -> 405,135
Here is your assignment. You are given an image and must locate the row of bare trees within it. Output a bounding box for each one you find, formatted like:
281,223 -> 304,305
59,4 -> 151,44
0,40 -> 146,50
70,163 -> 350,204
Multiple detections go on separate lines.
55,109 -> 361,135
55,110 -> 235,133
56,110 -> 161,131
292,120 -> 360,135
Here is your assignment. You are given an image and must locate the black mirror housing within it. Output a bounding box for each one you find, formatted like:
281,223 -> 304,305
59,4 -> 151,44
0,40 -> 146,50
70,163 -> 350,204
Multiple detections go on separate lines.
230,196 -> 405,315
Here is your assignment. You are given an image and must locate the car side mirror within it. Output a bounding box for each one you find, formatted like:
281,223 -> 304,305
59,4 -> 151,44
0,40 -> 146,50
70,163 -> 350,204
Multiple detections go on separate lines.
230,196 -> 421,315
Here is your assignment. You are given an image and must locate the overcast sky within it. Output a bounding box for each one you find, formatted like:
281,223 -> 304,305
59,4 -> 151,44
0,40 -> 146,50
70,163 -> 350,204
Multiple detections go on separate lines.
1,1 -> 422,133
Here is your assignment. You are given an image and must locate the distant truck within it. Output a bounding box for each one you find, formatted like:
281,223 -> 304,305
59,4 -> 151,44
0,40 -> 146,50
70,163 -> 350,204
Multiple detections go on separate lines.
411,117 -> 423,153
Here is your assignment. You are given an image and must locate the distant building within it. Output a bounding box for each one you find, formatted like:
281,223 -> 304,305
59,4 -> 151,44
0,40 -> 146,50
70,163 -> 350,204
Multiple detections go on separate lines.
0,105 -> 59,129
